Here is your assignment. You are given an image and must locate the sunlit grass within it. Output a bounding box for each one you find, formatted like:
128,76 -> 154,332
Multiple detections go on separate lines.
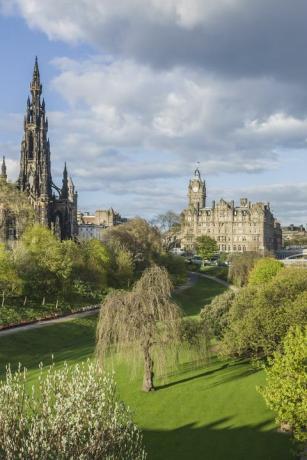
0,278 -> 294,460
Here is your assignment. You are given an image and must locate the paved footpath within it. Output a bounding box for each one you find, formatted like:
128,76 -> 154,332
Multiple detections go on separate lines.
0,308 -> 100,338
0,272 -> 236,338
191,271 -> 239,292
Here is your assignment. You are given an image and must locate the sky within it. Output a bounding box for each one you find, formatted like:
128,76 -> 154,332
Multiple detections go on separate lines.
0,0 -> 306,225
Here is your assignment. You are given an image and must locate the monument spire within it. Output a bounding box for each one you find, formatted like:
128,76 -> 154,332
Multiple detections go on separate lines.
0,156 -> 7,182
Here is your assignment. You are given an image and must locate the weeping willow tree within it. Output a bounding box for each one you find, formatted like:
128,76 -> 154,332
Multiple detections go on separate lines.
96,265 -> 183,392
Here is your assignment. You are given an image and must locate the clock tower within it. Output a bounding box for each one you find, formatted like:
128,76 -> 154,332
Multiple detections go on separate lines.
188,167 -> 206,212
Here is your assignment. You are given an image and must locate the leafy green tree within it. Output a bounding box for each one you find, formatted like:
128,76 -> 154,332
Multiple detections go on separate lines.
258,326 -> 307,444
248,258 -> 284,286
201,290 -> 235,339
195,235 -> 218,262
221,268 -> 307,357
228,252 -> 262,287
113,244 -> 135,288
158,253 -> 187,286
15,225 -> 72,298
0,244 -> 22,305
78,239 -> 111,293
97,266 -> 182,392
104,218 -> 162,267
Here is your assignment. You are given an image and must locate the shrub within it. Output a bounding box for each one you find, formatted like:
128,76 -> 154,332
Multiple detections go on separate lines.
158,253 -> 187,286
0,361 -> 146,459
201,290 -> 235,339
228,252 -> 262,287
258,326 -> 307,445
221,268 -> 307,358
248,258 -> 284,286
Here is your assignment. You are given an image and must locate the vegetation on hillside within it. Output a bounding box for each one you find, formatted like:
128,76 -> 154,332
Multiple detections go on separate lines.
259,326 -> 307,446
0,220 -> 187,327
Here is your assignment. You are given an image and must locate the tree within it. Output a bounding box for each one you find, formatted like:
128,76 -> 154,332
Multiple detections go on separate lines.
152,211 -> 181,233
103,218 -> 162,266
0,244 -> 22,305
79,239 -> 110,289
258,326 -> 307,444
248,258 -> 284,286
15,224 -> 71,298
112,243 -> 135,288
96,265 -> 182,392
0,360 -> 146,459
201,290 -> 235,339
195,235 -> 218,262
228,252 -> 262,287
221,268 -> 307,358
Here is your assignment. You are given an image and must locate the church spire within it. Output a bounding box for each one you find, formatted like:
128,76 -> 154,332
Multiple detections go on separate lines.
61,162 -> 69,199
30,56 -> 42,99
1,156 -> 7,182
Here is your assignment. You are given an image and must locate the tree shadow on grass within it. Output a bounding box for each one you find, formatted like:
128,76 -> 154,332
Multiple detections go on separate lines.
156,363 -> 230,390
143,419 -> 296,460
156,359 -> 258,391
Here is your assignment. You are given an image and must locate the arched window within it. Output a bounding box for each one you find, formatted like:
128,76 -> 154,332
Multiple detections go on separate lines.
28,132 -> 34,159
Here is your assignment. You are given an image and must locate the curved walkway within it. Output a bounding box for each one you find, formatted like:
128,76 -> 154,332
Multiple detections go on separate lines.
0,272 -> 236,338
191,271 -> 239,292
0,308 -> 99,338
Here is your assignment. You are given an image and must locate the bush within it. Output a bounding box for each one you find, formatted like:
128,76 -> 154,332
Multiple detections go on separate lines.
0,361 -> 146,459
248,258 -> 284,286
258,326 -> 307,445
228,252 -> 262,287
158,253 -> 187,286
201,290 -> 235,339
221,268 -> 307,358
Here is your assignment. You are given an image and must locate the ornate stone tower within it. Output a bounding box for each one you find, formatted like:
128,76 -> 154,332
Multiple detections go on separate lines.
16,58 -> 78,240
188,167 -> 206,212
18,57 -> 52,226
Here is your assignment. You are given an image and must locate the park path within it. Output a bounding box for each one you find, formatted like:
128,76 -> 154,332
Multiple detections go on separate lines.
0,271 -> 234,338
0,308 -> 99,338
191,271 -> 239,292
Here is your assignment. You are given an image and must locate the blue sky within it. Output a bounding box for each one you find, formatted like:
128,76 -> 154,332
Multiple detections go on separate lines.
0,0 -> 307,224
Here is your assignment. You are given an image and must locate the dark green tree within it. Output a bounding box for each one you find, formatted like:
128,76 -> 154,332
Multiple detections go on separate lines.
195,235 -> 218,262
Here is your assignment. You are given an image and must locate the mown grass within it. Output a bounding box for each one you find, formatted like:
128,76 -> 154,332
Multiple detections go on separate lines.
0,277 -> 294,460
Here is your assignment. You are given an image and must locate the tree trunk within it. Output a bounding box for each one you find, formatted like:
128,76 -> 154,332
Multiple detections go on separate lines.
143,343 -> 155,392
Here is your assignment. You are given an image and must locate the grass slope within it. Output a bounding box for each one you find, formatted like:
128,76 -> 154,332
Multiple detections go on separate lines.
0,278 -> 294,460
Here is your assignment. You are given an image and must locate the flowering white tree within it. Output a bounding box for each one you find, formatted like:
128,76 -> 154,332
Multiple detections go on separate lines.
0,360 -> 146,459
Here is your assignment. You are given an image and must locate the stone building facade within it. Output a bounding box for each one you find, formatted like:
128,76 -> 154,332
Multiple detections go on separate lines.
1,58 -> 78,241
181,168 -> 282,253
77,209 -> 126,241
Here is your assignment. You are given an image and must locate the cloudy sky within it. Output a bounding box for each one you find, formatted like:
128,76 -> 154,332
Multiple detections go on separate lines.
0,0 -> 306,224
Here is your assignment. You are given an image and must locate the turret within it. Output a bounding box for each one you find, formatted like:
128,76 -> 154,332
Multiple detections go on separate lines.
61,163 -> 69,199
0,156 -> 7,182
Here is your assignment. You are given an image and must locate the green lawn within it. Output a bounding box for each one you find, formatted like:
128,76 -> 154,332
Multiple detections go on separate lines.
0,278 -> 294,460
174,275 -> 227,317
